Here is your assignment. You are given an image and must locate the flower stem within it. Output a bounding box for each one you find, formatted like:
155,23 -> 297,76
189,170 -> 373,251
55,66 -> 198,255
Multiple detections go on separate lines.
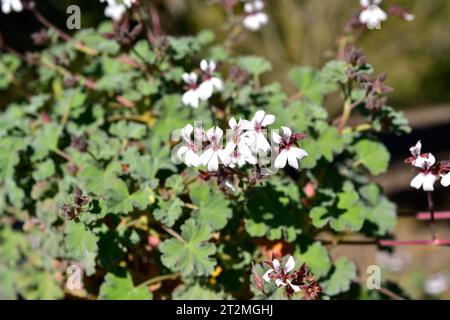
31,8 -> 98,56
427,191 -> 437,241
138,273 -> 181,288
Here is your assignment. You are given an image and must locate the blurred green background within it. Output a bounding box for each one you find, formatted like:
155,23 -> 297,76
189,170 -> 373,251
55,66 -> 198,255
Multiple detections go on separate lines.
1,0 -> 449,299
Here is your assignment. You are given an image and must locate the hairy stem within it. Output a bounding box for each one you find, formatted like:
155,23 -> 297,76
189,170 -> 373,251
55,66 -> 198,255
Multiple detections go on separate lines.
138,273 -> 181,288
427,191 -> 436,241
31,8 -> 98,56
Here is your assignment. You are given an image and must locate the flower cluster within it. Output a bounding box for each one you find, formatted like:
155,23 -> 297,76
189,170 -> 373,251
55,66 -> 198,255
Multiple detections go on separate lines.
1,0 -> 23,14
358,0 -> 414,29
406,141 -> 450,191
253,254 -> 322,300
174,110 -> 308,172
100,0 -> 136,21
182,60 -> 223,108
344,45 -> 393,112
242,0 -> 269,31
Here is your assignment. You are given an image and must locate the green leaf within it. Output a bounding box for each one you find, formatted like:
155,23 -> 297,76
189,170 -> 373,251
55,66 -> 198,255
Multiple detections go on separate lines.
300,139 -> 320,169
80,162 -> 121,195
32,123 -> 61,161
330,189 -> 364,232
364,197 -> 397,236
109,121 -> 147,140
0,137 -> 28,180
321,60 -> 349,84
322,257 -> 357,296
189,183 -> 232,230
98,273 -> 153,300
288,67 -> 335,104
244,183 -> 301,241
316,126 -> 346,161
153,196 -> 183,227
173,283 -> 226,300
296,242 -> 331,278
104,179 -> 151,215
353,140 -> 390,175
159,219 -> 216,277
32,159 -> 55,181
64,221 -> 98,276
236,56 -> 272,76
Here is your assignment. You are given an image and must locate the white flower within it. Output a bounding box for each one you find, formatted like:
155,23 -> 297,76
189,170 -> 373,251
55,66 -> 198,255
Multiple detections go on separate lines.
359,1 -> 387,29
243,0 -> 269,31
176,124 -> 202,167
441,172 -> 450,187
181,72 -> 200,108
424,273 -> 449,296
409,140 -> 422,158
101,0 -> 135,21
1,0 -> 23,14
197,60 -> 223,100
263,256 -> 299,291
360,0 -> 382,6
242,110 -> 275,152
410,153 -> 437,191
272,126 -> 308,169
200,127 -> 230,171
222,118 -> 257,168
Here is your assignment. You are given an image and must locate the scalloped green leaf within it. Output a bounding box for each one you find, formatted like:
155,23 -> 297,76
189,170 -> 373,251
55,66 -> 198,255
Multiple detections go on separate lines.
189,183 -> 232,230
322,257 -> 357,296
64,221 -> 98,276
353,140 -> 390,175
99,273 -> 153,300
159,219 -> 216,277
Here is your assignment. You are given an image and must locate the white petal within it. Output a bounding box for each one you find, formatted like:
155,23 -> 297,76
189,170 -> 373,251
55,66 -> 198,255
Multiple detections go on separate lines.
200,59 -> 208,72
12,0 -> 22,12
201,148 -> 214,165
182,124 -> 193,138
426,153 -> 436,168
414,156 -> 427,169
284,256 -> 296,273
410,173 -> 424,190
211,77 -> 223,91
273,259 -> 281,272
244,2 -> 254,13
254,0 -> 264,11
422,174 -> 437,192
441,173 -> 450,187
256,133 -> 271,152
287,152 -> 299,169
209,61 -> 216,72
208,153 -> 220,172
182,90 -> 199,108
229,117 -> 237,129
185,150 -> 201,167
256,12 -> 269,25
360,0 -> 370,7
409,140 -> 422,158
287,280 -> 302,292
243,16 -> 261,31
281,126 -> 292,138
254,110 -> 266,124
176,145 -> 189,160
198,81 -> 214,100
182,73 -> 190,83
262,269 -> 274,282
275,279 -> 286,287
274,150 -> 288,169
290,147 -> 308,160
241,119 -> 253,130
261,114 -> 275,127
272,132 -> 282,144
